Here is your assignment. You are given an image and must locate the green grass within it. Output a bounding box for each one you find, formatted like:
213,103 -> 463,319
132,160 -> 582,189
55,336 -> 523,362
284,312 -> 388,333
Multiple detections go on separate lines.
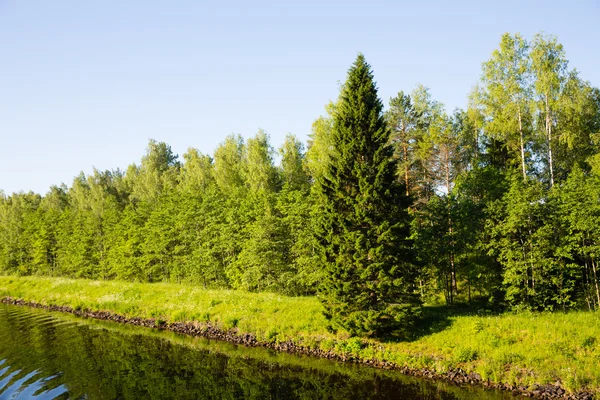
0,276 -> 331,345
1,275 -> 599,394
410,311 -> 600,392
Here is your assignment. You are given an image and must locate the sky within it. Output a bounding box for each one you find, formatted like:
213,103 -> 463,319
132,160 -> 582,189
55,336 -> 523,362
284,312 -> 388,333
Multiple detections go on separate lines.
1,0 -> 599,195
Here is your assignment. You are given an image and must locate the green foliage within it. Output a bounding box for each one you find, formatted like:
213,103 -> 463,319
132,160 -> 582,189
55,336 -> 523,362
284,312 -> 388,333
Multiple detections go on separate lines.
130,139 -> 180,203
306,101 -> 336,182
386,91 -> 418,194
486,175 -> 583,311
480,33 -> 532,180
453,346 -> 478,363
312,54 -> 419,338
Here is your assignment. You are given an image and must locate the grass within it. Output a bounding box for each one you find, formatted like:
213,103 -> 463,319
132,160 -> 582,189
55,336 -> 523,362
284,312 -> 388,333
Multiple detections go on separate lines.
1,275 -> 599,394
412,310 -> 600,392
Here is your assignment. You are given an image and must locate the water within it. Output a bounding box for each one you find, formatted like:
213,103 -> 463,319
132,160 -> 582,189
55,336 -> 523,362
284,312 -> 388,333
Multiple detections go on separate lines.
0,303 -> 518,399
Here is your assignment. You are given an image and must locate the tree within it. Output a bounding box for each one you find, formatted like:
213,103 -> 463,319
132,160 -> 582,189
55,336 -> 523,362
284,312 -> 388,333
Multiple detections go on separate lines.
30,185 -> 68,275
224,131 -> 283,289
463,85 -> 486,167
277,135 -> 320,295
556,168 -> 600,310
408,84 -> 449,204
553,72 -> 599,180
175,148 -> 229,287
0,192 -> 41,275
212,134 -> 245,196
531,33 -> 568,187
279,134 -> 310,192
211,134 -> 247,284
481,33 -> 532,181
129,139 -> 180,204
386,91 -> 417,195
487,176 -> 578,310
306,101 -> 337,182
179,148 -> 214,193
314,54 -> 419,338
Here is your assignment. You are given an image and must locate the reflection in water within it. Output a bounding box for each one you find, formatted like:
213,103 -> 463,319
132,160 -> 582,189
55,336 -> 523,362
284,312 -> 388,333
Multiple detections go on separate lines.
0,304 -> 517,400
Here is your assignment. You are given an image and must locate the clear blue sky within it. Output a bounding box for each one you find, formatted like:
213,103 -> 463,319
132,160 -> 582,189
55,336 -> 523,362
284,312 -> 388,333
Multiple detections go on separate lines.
1,0 -> 599,195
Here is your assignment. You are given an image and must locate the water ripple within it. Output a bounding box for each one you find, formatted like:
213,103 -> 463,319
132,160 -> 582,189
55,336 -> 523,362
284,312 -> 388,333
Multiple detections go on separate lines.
0,366 -> 68,400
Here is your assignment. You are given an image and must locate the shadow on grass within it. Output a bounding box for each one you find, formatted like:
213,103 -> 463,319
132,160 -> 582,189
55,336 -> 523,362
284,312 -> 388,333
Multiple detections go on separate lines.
420,299 -> 505,338
381,298 -> 506,343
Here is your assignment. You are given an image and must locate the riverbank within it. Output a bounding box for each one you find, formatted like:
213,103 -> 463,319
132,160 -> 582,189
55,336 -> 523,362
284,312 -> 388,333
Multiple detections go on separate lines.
0,276 -> 597,399
0,301 -> 514,400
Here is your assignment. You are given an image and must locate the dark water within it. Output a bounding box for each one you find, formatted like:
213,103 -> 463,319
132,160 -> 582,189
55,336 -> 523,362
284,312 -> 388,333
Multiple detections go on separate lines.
0,304 -> 518,400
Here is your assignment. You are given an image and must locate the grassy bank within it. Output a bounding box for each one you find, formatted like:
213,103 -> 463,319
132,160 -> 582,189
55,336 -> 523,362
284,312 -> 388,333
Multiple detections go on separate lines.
1,276 -> 599,394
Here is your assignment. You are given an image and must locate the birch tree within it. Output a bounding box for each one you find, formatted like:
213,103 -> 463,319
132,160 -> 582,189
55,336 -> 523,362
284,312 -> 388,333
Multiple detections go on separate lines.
481,33 -> 532,181
531,33 -> 568,187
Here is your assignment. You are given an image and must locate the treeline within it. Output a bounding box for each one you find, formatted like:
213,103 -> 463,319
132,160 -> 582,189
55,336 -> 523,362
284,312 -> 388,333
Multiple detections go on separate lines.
0,133 -> 319,294
1,32 -> 599,312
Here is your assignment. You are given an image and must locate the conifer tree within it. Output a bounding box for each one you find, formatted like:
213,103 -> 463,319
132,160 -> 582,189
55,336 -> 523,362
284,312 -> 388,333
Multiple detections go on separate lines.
314,54 -> 419,338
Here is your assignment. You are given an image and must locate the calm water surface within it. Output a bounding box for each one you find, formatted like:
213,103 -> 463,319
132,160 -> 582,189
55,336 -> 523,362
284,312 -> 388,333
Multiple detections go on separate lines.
0,303 -> 519,399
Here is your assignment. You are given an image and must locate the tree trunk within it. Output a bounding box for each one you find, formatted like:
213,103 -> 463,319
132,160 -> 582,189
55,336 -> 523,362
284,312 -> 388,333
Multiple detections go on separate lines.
450,251 -> 457,299
444,271 -> 452,305
584,259 -> 593,310
592,258 -> 600,307
521,237 -> 529,303
546,93 -> 555,187
468,273 -> 471,304
448,270 -> 453,305
403,143 -> 409,196
401,120 -> 410,196
518,107 -> 527,181
448,215 -> 457,300
446,183 -> 457,301
530,243 -> 535,296
445,147 -> 451,195
473,124 -> 479,166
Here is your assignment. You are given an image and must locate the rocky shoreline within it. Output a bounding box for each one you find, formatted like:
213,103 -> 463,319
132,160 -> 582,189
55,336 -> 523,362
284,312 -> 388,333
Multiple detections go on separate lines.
0,296 -> 594,399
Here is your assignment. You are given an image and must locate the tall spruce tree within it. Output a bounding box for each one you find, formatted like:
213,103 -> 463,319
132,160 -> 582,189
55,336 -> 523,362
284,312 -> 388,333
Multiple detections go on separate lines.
314,54 -> 419,338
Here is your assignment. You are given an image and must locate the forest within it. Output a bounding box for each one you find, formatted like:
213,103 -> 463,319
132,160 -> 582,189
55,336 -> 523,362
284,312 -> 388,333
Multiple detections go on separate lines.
1,32 -> 599,333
